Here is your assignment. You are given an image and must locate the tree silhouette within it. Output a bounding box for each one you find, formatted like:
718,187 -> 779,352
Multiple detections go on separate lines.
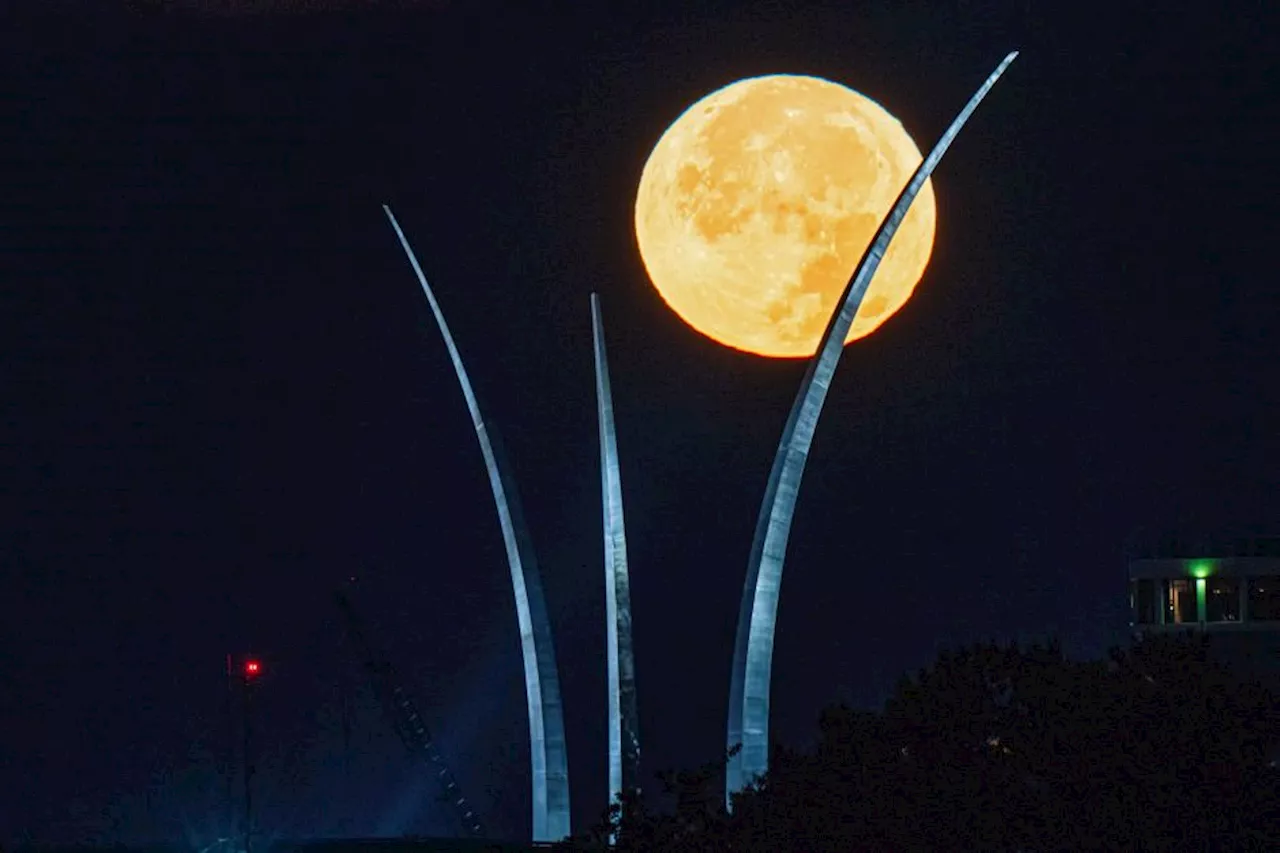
568,633 -> 1279,851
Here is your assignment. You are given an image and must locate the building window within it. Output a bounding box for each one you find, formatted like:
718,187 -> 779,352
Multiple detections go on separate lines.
1205,578 -> 1240,622
1165,579 -> 1197,624
1248,576 -> 1280,621
1130,579 -> 1158,624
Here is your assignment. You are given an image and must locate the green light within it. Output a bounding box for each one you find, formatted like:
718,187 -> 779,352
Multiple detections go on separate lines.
1189,560 -> 1215,579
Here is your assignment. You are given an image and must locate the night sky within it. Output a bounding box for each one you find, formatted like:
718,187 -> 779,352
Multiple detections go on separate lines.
3,0 -> 1276,844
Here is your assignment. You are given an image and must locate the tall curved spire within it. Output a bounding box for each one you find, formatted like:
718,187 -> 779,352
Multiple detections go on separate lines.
725,52 -> 1019,806
382,205 -> 571,842
591,293 -> 642,806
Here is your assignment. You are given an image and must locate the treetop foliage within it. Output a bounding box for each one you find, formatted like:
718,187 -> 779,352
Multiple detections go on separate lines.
563,633 -> 1280,852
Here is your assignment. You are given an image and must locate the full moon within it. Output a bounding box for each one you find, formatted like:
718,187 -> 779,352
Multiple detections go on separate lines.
635,74 -> 937,358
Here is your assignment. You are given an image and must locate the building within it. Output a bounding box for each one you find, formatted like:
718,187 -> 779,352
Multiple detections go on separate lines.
1128,535 -> 1280,691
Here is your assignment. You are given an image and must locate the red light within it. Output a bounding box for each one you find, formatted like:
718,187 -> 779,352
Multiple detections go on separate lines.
244,659 -> 261,677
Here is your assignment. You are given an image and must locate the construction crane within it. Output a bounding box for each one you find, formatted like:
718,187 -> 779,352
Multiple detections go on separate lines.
334,585 -> 485,838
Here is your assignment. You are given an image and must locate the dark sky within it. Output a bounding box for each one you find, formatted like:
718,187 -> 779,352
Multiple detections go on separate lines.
3,0 -> 1276,844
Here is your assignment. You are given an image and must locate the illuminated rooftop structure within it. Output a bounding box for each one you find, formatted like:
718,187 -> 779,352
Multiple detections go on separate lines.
1128,535 -> 1280,692
1128,536 -> 1280,630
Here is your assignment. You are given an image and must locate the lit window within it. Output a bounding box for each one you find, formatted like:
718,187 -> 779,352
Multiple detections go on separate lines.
1205,578 -> 1240,622
1165,579 -> 1196,624
1248,576 -> 1280,621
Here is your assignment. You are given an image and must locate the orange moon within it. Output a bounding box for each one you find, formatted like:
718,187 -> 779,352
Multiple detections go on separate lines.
634,74 -> 937,358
